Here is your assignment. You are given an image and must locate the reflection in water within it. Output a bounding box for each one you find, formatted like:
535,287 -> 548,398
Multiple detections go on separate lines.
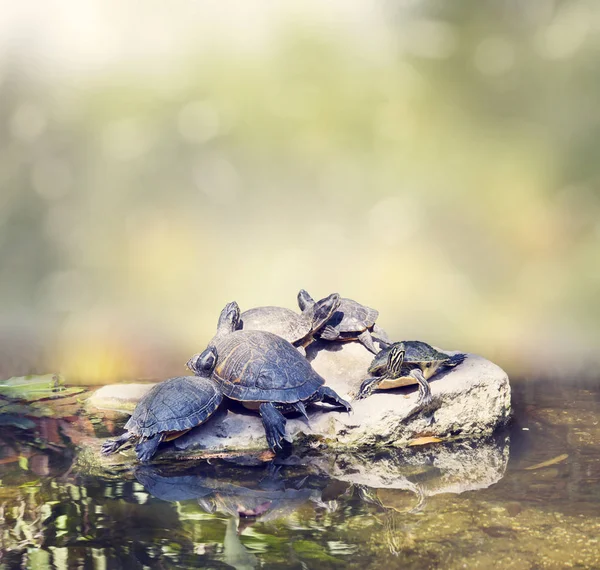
2,379 -> 600,568
223,517 -> 257,570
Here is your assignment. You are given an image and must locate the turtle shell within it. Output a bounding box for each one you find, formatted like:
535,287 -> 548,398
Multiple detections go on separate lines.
210,330 -> 324,404
402,341 -> 449,364
125,376 -> 222,438
329,298 -> 378,334
240,306 -> 308,344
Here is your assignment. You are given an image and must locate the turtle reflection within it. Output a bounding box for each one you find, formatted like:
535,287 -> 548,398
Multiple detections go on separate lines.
135,461 -> 332,523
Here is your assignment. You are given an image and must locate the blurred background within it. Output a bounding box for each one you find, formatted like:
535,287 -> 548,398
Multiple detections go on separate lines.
0,0 -> 599,384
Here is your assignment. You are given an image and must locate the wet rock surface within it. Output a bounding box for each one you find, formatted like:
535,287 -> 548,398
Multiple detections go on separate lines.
87,344 -> 511,456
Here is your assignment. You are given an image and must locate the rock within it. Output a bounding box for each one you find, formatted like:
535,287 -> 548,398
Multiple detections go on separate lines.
88,383 -> 154,413
88,344 -> 511,455
305,340 -> 380,395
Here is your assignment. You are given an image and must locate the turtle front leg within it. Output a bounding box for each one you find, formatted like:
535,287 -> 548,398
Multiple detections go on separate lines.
357,330 -> 379,354
315,386 -> 352,412
319,325 -> 340,341
355,377 -> 381,400
259,402 -> 288,451
101,432 -> 133,455
409,368 -> 432,408
135,433 -> 163,463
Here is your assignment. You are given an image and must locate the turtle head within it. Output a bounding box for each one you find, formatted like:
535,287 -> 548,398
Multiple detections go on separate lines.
309,293 -> 340,332
386,342 -> 405,378
297,289 -> 315,311
187,346 -> 218,377
216,301 -> 240,335
368,342 -> 404,377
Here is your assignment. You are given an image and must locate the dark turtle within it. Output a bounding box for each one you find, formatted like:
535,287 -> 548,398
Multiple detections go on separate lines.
239,292 -> 340,354
356,341 -> 466,406
187,301 -> 351,452
297,289 -> 388,354
101,347 -> 222,462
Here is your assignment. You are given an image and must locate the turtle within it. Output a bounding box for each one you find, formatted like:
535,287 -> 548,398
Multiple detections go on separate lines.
187,301 -> 351,452
101,346 -> 222,462
356,340 -> 466,406
297,289 -> 388,354
239,292 -> 340,355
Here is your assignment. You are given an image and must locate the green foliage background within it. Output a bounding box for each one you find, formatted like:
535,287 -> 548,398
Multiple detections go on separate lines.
1,0 -> 599,381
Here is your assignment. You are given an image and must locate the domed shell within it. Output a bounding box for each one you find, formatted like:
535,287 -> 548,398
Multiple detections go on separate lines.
210,330 -> 324,404
331,298 -> 378,333
125,376 -> 222,438
240,306 -> 308,344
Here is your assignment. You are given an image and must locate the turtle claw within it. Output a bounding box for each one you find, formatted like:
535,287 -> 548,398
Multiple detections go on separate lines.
320,325 -> 340,341
418,392 -> 433,408
259,403 -> 288,453
101,440 -> 120,455
101,432 -> 132,455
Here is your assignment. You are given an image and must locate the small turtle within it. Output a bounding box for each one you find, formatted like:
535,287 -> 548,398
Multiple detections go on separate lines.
239,292 -> 340,354
101,347 -> 222,462
297,289 -> 388,354
187,301 -> 351,452
356,341 -> 465,406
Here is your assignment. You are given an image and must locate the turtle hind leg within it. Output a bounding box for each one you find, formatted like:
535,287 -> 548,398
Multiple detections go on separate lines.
259,402 -> 287,452
447,353 -> 466,368
357,330 -> 379,354
409,368 -> 432,408
315,386 -> 352,412
371,325 -> 391,349
355,377 -> 381,400
135,433 -> 163,463
319,326 -> 340,341
291,400 -> 310,422
101,432 -> 133,455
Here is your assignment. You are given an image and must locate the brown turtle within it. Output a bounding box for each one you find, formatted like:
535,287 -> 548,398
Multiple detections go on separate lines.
297,289 -> 388,354
239,293 -> 340,355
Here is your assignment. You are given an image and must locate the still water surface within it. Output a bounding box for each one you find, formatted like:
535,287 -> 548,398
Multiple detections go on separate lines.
1,377 -> 600,569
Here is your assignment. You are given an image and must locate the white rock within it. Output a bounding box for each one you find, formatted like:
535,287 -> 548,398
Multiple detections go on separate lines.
89,383 -> 154,413
88,345 -> 511,454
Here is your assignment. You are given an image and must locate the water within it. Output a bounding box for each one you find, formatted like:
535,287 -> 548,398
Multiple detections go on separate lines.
1,378 -> 600,569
